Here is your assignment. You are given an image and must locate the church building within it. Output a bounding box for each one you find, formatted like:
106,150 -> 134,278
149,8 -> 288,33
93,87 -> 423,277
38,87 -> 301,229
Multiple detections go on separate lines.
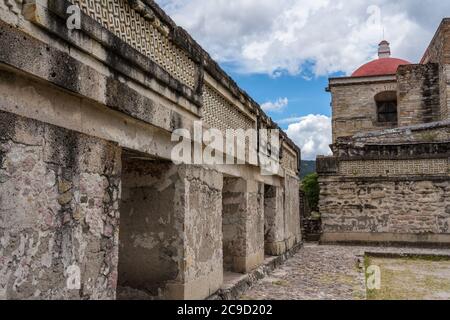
318,19 -> 450,246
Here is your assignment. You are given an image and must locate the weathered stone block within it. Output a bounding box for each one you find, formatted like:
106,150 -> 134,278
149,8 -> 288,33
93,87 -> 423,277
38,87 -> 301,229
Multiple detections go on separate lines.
317,156 -> 338,174
0,113 -> 121,300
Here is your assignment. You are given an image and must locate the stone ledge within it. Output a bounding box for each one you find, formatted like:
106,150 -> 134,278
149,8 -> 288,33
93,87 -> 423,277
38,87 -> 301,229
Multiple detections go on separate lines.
321,232 -> 450,248
365,251 -> 450,260
208,242 -> 303,300
352,119 -> 450,140
318,175 -> 450,182
26,0 -> 202,108
0,24 -> 196,135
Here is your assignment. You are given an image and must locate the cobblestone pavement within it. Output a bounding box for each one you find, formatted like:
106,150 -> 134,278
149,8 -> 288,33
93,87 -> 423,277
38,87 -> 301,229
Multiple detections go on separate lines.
240,244 -> 450,300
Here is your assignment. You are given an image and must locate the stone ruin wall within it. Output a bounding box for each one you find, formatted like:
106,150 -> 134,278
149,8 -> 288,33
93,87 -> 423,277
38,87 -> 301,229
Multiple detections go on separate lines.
397,63 -> 441,126
320,165 -> 450,245
0,0 -> 302,300
319,176 -> 450,245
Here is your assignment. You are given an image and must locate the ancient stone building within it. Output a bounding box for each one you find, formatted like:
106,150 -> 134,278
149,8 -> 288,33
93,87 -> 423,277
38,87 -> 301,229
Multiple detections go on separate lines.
318,19 -> 450,246
0,0 -> 301,300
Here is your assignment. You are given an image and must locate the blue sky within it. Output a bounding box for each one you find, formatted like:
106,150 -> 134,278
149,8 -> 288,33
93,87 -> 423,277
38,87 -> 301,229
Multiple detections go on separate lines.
156,0 -> 449,159
223,64 -> 335,128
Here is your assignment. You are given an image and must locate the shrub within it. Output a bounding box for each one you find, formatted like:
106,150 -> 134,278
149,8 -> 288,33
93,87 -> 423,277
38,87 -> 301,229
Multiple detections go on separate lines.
301,173 -> 319,211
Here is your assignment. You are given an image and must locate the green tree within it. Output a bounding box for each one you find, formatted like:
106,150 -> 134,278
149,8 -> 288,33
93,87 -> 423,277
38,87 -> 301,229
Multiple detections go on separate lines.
301,173 -> 319,211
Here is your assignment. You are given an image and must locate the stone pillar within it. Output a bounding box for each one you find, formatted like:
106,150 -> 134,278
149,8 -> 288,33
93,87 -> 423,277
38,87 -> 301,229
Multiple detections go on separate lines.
284,174 -> 301,250
118,162 -> 223,300
264,185 -> 287,256
0,112 -> 121,300
222,177 -> 264,273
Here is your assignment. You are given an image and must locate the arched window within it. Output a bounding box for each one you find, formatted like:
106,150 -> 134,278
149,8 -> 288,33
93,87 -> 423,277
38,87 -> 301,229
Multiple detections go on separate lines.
375,91 -> 398,124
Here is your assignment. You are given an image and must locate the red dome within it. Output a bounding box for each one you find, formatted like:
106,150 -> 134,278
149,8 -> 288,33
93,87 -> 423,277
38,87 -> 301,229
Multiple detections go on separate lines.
352,57 -> 411,77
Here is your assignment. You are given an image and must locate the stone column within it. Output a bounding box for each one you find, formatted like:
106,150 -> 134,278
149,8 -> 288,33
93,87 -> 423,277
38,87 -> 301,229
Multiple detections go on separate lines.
0,112 -> 121,300
264,185 -> 287,256
222,177 -> 264,273
118,162 -> 223,300
284,174 -> 301,250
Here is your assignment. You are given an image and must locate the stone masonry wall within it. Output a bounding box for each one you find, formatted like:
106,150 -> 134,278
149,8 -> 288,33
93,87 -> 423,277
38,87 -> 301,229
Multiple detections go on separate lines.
330,81 -> 398,142
284,174 -> 301,248
320,177 -> 450,240
318,135 -> 450,245
397,63 -> 441,126
0,112 -> 121,300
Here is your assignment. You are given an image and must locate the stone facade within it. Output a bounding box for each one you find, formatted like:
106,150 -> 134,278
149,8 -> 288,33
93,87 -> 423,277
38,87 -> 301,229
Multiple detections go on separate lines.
319,19 -> 450,246
319,123 -> 450,245
329,78 -> 398,142
0,112 -> 121,299
320,177 -> 450,245
0,0 -> 301,300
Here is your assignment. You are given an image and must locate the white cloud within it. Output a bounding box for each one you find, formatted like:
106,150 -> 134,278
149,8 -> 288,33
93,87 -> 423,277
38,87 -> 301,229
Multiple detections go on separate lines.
277,117 -> 303,124
261,97 -> 289,112
285,115 -> 332,160
156,0 -> 448,77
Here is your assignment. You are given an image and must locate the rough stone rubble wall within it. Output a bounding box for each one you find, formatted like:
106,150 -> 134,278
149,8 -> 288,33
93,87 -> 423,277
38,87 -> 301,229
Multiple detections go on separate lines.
0,112 -> 121,300
421,19 -> 450,120
320,178 -> 450,239
318,136 -> 450,245
119,161 -> 223,300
